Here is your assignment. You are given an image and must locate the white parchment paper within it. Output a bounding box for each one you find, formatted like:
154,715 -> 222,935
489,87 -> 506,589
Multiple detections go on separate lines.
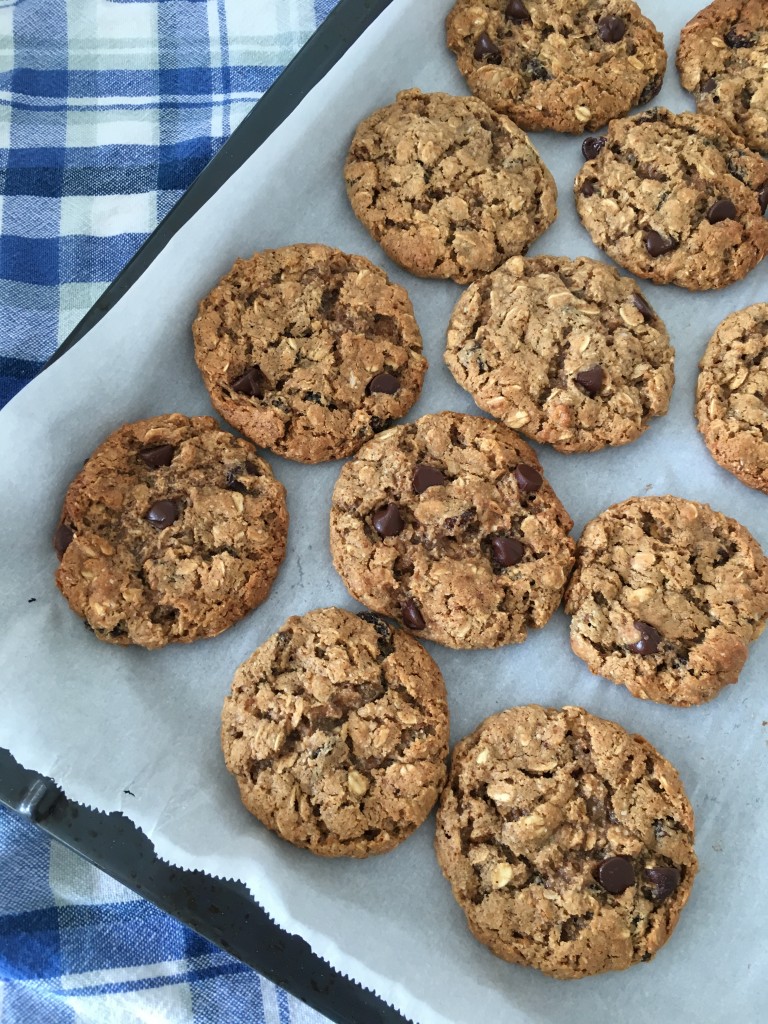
1,1 -> 767,1021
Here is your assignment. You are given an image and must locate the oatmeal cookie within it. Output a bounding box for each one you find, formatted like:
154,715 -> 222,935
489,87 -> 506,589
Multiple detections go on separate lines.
435,705 -> 697,979
678,0 -> 768,157
696,303 -> 768,493
445,0 -> 667,133
193,244 -> 427,463
344,89 -> 557,283
54,414 -> 287,648
329,412 -> 575,649
221,607 -> 449,857
564,495 -> 768,705
574,107 -> 768,290
445,255 -> 673,453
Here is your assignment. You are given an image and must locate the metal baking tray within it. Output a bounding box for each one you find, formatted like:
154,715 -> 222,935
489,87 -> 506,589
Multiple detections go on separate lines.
0,2 -> 406,1019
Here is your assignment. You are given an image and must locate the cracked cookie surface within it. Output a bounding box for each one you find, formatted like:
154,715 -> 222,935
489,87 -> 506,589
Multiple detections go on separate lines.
329,412 -> 575,649
565,495 -> 768,705
574,107 -> 768,290
445,0 -> 667,134
221,607 -> 449,857
678,0 -> 768,157
54,414 -> 288,648
696,303 -> 768,493
435,705 -> 697,979
193,244 -> 427,463
343,89 -> 557,284
445,255 -> 673,453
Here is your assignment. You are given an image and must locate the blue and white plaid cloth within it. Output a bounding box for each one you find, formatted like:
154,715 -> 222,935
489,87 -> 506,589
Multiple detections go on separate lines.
0,1 -> 340,1020
0,804 -> 328,1023
0,0 -> 340,406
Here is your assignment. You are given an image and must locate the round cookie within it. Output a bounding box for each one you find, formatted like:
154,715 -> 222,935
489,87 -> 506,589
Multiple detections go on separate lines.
435,705 -> 698,980
445,0 -> 667,134
678,0 -> 768,157
343,88 -> 557,284
193,244 -> 427,463
564,495 -> 768,705
445,255 -> 674,453
696,303 -> 768,492
221,607 -> 449,858
574,107 -> 768,290
329,412 -> 575,649
54,414 -> 288,648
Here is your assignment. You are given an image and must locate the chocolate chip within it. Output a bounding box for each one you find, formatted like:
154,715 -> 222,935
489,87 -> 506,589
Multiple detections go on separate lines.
628,620 -> 661,655
232,365 -> 267,398
370,416 -> 392,434
632,293 -> 655,322
707,198 -> 737,224
413,464 -> 445,494
581,136 -> 606,161
638,75 -> 663,105
358,611 -> 389,631
148,606 -> 177,626
514,464 -> 542,494
700,76 -> 717,94
759,183 -> 768,215
491,536 -> 524,567
319,285 -> 340,315
725,28 -> 754,49
276,629 -> 292,649
637,162 -> 667,182
522,56 -> 549,80
594,857 -> 635,894
54,523 -> 74,559
367,372 -> 400,395
598,15 -> 626,43
574,365 -> 605,397
645,231 -> 677,257
225,471 -> 247,494
580,178 -> 597,197
401,599 -> 425,630
145,500 -> 179,529
373,503 -> 404,538
644,865 -> 681,901
444,508 -> 476,534
358,612 -> 394,659
138,444 -> 174,468
505,0 -> 530,23
474,32 -> 502,64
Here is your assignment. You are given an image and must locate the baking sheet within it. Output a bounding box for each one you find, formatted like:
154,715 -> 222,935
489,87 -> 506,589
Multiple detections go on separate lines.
1,1 -> 766,1021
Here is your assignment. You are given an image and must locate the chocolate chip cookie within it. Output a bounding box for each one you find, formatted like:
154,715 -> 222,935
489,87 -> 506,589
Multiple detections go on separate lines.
574,107 -> 768,290
445,0 -> 667,134
445,255 -> 674,453
329,412 -> 575,649
696,303 -> 768,493
435,705 -> 697,979
678,0 -> 768,157
565,495 -> 768,705
221,607 -> 449,857
193,244 -> 427,463
344,89 -> 557,284
54,414 -> 288,648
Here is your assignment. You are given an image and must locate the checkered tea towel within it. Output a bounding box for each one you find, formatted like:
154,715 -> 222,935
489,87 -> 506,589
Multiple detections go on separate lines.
0,0 -> 341,407
0,803 -> 329,1022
